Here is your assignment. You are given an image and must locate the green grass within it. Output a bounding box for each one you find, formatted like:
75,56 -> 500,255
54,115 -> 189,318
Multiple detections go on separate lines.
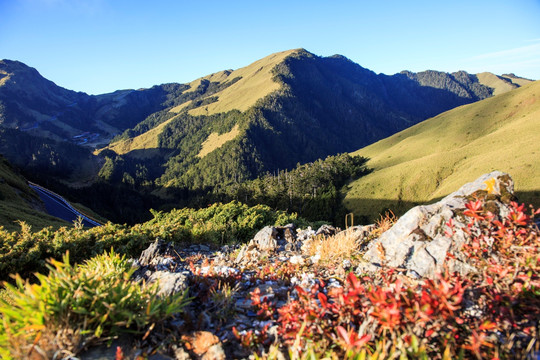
0,156 -> 70,231
344,80 -> 540,222
0,201 -> 307,282
0,250 -> 189,359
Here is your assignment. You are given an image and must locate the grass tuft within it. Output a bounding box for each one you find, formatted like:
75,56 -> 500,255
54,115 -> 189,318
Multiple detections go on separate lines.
0,250 -> 190,359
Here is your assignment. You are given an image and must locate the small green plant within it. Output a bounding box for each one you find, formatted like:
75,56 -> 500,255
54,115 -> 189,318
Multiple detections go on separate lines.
0,250 -> 190,359
73,216 -> 84,230
207,281 -> 239,325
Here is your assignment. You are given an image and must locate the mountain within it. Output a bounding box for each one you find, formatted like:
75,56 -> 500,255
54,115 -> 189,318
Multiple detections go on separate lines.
0,155 -> 69,231
0,59 -> 188,145
343,80 -> 540,223
98,49 -> 532,193
0,50 -> 533,224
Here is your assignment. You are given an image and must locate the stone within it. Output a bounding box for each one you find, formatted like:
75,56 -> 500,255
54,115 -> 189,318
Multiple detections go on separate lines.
147,271 -> 188,297
201,343 -> 226,360
296,227 -> 316,242
363,171 -> 514,278
173,346 -> 191,360
252,226 -> 278,252
289,255 -> 305,265
199,244 -> 210,252
139,238 -> 172,266
234,243 -> 262,265
276,224 -> 297,243
182,331 -> 220,356
315,224 -> 338,237
283,227 -> 296,243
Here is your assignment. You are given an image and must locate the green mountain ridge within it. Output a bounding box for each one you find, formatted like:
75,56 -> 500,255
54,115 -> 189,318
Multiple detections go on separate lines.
0,49 -> 534,225
97,49 -> 531,191
344,80 -> 540,222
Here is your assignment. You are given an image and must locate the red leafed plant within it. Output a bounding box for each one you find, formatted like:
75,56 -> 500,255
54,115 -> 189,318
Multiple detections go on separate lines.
274,199 -> 538,358
230,199 -> 539,359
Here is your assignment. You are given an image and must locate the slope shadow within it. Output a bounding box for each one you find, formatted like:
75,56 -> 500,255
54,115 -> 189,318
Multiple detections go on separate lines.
345,190 -> 540,225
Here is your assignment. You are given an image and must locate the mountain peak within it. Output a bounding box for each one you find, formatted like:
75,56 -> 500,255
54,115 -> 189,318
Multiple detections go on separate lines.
170,48 -> 302,117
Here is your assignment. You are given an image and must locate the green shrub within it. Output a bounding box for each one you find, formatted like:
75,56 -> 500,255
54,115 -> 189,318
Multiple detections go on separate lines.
0,250 -> 190,359
0,201 -> 308,282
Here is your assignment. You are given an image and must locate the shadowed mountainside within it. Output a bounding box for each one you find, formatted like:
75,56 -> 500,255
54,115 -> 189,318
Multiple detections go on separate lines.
0,155 -> 69,231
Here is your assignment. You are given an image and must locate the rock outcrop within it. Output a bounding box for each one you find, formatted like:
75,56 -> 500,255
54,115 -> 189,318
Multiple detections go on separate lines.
361,171 -> 515,278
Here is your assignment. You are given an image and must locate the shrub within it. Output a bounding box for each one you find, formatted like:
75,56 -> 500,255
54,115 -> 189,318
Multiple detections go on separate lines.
0,201 -> 307,282
303,229 -> 360,264
237,199 -> 540,359
0,250 -> 190,359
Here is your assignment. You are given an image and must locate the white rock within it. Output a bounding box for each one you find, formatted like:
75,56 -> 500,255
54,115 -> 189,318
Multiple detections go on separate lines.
363,171 -> 514,278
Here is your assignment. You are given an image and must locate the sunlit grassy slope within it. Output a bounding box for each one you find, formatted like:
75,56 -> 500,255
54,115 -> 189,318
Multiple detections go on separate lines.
197,124 -> 241,158
107,49 -> 298,156
186,49 -> 297,116
0,156 -> 69,231
344,80 -> 540,222
105,114 -> 180,157
476,72 -> 531,96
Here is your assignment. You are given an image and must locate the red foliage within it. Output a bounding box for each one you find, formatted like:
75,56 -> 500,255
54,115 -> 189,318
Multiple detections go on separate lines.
234,200 -> 540,358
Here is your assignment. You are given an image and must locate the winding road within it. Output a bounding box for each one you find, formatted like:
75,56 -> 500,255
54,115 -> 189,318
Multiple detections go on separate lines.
28,182 -> 102,228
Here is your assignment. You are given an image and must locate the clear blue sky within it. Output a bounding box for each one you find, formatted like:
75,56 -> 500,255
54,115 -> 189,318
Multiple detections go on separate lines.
1,0 -> 539,95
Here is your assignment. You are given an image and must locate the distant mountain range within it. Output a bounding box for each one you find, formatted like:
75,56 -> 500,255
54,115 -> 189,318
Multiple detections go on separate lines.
0,49 -> 533,225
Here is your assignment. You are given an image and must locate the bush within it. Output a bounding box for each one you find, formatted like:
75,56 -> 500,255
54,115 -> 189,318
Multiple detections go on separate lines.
0,201 -> 307,282
0,250 -> 190,359
236,199 -> 540,359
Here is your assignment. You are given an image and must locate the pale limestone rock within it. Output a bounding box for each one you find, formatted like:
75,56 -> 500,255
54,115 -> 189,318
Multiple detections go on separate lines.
252,226 -> 278,252
362,171 -> 514,278
147,271 -> 188,297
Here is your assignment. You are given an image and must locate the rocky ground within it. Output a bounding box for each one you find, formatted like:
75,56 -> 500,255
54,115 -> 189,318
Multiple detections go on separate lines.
82,222 -> 362,359
79,171 -> 539,360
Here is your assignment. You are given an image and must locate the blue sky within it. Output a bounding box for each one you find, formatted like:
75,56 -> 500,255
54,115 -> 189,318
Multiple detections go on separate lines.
1,0 -> 539,95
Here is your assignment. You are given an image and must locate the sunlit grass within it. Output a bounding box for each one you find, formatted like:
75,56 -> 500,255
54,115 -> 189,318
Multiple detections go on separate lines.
345,81 -> 540,221
198,124 -> 241,158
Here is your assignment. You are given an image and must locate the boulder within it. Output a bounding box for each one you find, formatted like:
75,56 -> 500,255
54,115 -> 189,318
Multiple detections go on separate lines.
276,223 -> 297,243
147,271 -> 188,297
202,344 -> 226,360
252,226 -> 278,252
296,227 -> 316,242
361,171 -> 515,278
139,238 -> 173,266
315,224 -> 338,237
182,331 -> 220,357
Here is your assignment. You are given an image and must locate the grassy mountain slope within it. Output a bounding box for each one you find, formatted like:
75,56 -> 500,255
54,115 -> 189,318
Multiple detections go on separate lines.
0,155 -> 69,231
103,49 -> 513,194
476,72 -> 532,95
188,49 -> 298,116
107,49 -> 296,156
344,80 -> 540,222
